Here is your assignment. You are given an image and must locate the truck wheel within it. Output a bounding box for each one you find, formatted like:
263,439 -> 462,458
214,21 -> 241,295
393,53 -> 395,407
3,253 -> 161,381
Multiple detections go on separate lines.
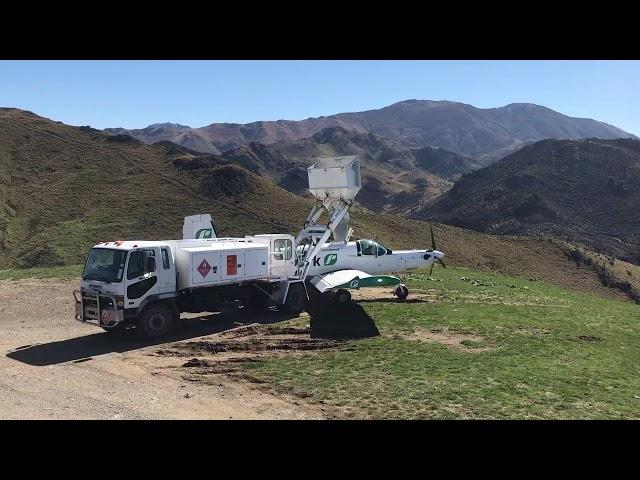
394,283 -> 409,301
136,303 -> 176,339
336,289 -> 352,304
283,283 -> 306,315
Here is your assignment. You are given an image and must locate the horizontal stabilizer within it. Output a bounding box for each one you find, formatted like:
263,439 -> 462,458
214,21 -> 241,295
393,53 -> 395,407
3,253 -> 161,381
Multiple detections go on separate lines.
309,269 -> 401,293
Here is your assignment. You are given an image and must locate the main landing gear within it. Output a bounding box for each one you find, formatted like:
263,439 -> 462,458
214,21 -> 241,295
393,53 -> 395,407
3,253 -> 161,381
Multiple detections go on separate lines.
394,283 -> 409,301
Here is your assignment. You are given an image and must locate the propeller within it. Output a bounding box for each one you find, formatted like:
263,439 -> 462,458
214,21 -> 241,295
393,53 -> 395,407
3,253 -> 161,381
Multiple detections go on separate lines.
428,224 -> 446,276
430,225 -> 436,251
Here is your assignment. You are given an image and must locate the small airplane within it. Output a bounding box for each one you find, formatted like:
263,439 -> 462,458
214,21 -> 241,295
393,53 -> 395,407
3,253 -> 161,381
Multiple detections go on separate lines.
304,225 -> 445,303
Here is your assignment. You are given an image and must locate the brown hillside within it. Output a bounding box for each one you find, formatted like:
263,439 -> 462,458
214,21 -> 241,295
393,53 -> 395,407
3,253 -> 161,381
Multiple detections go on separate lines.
421,138 -> 640,265
221,127 -> 454,214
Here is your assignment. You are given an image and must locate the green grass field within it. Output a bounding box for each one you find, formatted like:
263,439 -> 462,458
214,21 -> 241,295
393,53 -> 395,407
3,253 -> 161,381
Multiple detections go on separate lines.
0,264 -> 82,280
241,266 -> 640,419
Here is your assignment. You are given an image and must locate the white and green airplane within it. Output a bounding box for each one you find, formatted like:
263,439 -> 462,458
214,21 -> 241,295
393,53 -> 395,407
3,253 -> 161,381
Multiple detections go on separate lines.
303,226 -> 445,302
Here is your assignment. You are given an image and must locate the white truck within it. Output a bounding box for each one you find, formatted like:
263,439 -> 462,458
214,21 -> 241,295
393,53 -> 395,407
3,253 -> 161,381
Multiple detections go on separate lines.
74,156 -> 362,339
74,234 -> 306,338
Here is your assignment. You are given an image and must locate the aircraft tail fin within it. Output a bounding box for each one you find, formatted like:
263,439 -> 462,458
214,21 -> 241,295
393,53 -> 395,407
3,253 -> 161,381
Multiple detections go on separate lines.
182,214 -> 217,239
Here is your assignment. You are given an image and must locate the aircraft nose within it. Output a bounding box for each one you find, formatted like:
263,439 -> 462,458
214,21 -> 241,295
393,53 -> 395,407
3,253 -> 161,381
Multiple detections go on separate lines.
434,250 -> 444,259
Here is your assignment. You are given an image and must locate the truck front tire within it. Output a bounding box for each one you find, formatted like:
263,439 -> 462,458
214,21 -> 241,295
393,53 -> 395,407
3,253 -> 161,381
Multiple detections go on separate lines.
136,303 -> 177,339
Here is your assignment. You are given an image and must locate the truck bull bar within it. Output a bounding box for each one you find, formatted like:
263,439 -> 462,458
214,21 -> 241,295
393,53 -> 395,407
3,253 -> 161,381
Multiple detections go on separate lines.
73,289 -> 123,328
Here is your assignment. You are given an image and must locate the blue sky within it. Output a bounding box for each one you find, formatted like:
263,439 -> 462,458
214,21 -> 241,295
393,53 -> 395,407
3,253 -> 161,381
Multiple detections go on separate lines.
0,60 -> 638,135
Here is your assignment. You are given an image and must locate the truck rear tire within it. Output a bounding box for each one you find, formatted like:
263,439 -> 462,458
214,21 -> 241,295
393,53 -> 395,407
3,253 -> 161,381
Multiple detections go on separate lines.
283,283 -> 306,315
136,303 -> 177,339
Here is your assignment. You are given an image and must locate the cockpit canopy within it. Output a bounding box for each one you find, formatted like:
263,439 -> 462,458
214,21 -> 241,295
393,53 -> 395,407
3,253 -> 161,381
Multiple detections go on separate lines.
357,239 -> 391,257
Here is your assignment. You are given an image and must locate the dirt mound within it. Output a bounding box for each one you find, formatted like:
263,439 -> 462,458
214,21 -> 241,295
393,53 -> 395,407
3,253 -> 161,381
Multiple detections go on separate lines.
166,323 -> 341,355
156,322 -> 343,378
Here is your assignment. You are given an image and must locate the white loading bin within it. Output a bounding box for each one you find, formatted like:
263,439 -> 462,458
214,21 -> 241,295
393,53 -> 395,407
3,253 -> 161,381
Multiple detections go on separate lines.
307,156 -> 362,201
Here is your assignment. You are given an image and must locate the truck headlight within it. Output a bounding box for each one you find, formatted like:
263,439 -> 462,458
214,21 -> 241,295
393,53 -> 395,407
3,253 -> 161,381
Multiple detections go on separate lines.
115,295 -> 124,308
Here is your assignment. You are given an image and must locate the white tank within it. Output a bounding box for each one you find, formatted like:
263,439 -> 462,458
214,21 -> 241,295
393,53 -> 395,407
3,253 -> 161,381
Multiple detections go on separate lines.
307,156 -> 362,202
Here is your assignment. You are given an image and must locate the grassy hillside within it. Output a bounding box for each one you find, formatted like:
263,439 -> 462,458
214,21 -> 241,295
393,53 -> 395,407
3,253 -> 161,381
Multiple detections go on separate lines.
239,266 -> 640,419
0,108 -> 311,268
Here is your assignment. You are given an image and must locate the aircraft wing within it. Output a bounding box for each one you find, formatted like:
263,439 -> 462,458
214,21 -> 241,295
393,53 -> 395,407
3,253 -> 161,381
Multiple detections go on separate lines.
308,269 -> 401,293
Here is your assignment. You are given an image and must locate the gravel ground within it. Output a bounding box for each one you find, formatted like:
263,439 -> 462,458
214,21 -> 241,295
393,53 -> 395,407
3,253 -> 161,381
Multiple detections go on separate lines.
0,278 -> 325,419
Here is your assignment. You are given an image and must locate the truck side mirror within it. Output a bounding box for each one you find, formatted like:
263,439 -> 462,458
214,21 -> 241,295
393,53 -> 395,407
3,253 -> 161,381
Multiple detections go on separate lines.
146,256 -> 156,273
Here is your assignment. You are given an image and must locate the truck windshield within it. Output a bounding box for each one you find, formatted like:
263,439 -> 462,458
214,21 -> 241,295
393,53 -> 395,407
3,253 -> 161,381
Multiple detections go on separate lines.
82,248 -> 127,283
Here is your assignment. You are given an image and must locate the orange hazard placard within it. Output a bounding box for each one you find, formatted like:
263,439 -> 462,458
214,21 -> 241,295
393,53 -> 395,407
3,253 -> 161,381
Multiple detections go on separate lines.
227,255 -> 237,275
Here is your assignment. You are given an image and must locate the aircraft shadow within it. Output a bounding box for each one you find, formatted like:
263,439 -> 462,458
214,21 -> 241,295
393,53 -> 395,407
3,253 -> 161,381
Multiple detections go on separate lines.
6,306 -> 299,367
308,300 -> 380,339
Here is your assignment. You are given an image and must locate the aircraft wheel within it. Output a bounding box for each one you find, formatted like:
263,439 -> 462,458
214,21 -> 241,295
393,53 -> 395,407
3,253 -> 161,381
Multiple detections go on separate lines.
335,289 -> 352,304
394,284 -> 409,301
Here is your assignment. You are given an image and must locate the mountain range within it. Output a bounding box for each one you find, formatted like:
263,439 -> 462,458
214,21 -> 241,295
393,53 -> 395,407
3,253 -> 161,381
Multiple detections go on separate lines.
216,127 -> 464,213
105,100 -> 636,162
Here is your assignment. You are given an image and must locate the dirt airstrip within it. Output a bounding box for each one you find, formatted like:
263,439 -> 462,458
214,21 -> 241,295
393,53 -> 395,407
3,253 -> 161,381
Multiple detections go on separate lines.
0,277 -> 343,419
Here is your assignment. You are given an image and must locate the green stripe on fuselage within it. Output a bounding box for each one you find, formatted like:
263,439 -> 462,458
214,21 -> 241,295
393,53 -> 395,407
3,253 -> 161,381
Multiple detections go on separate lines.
335,275 -> 401,290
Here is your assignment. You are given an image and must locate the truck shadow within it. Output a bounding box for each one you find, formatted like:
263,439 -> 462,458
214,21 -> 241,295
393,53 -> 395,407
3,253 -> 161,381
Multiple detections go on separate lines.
6,306 -> 300,367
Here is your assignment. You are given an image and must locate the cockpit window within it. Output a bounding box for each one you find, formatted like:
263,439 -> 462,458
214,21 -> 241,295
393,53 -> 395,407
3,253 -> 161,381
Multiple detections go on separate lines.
357,239 -> 388,257
358,239 -> 377,256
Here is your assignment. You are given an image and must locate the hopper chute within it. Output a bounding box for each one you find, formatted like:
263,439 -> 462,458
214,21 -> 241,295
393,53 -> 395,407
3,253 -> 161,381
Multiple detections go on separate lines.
294,156 -> 362,280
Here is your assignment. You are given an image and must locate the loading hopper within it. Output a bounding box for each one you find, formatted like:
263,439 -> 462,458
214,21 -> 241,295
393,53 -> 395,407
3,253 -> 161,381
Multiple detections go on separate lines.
307,156 -> 362,202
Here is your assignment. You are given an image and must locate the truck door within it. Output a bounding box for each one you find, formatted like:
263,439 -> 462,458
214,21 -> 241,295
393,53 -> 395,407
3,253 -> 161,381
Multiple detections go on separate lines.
159,247 -> 176,293
270,237 -> 293,279
124,248 -> 160,309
